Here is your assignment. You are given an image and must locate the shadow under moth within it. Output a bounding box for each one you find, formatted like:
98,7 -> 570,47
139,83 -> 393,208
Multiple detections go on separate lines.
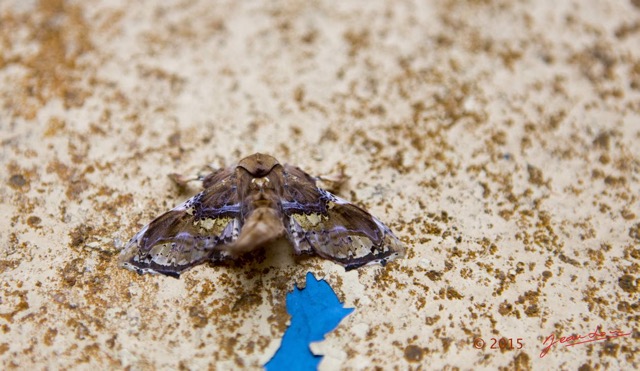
118,153 -> 405,277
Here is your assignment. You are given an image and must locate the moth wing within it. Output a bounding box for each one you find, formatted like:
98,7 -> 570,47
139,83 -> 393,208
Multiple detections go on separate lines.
282,166 -> 405,270
119,169 -> 241,277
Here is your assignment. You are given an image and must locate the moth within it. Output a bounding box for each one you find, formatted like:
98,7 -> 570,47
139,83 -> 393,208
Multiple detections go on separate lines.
118,153 -> 405,277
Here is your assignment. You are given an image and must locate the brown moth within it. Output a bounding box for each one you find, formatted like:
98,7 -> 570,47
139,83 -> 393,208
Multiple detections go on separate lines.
118,153 -> 405,277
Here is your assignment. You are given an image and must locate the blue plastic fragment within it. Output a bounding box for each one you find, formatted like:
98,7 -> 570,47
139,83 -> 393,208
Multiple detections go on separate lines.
265,272 -> 354,371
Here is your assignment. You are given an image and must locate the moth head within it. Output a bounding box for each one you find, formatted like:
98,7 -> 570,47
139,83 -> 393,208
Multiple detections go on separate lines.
238,153 -> 280,177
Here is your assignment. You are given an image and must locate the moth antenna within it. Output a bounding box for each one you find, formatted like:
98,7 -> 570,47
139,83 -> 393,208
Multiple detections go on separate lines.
168,173 -> 203,188
203,163 -> 217,172
316,162 -> 349,193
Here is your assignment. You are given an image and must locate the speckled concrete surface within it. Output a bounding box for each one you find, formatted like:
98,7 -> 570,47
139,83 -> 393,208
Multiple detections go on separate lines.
1,0 -> 639,369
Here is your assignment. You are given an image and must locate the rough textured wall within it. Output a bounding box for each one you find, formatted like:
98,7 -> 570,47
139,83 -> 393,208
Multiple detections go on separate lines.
1,0 -> 639,369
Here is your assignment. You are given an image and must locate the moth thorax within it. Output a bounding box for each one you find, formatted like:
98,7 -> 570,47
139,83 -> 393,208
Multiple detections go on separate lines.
251,177 -> 270,189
